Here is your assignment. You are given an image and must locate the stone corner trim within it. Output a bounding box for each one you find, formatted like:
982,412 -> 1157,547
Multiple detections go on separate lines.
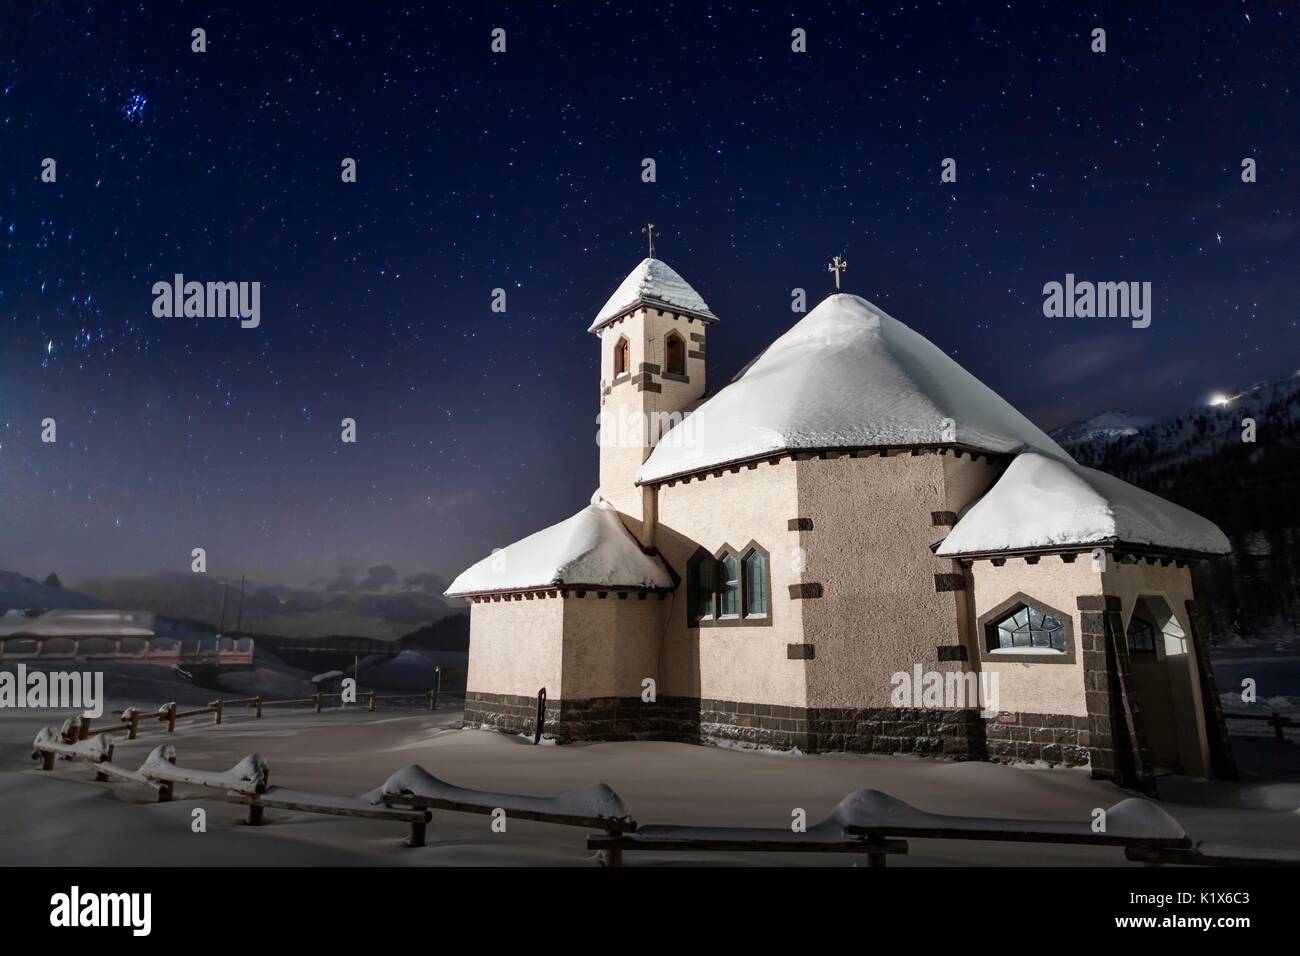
788,582 -> 823,599
933,573 -> 966,592
787,517 -> 814,531
930,510 -> 958,527
786,643 -> 815,660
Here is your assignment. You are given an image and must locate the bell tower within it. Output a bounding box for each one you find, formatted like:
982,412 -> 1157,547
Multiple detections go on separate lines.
591,253 -> 718,542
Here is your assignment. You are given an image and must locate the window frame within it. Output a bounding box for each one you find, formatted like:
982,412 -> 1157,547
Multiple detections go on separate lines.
687,541 -> 773,629
974,592 -> 1076,665
613,335 -> 631,378
742,544 -> 770,620
1125,614 -> 1158,654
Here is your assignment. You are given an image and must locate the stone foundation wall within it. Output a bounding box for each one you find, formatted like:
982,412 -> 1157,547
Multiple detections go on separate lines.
465,690 -> 1088,767
983,711 -> 1091,766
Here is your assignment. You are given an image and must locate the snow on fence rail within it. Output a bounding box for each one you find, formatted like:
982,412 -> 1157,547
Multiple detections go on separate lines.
26,726 -> 1298,867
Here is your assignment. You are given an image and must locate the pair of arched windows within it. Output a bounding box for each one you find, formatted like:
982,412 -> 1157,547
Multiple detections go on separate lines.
612,331 -> 686,379
688,544 -> 770,626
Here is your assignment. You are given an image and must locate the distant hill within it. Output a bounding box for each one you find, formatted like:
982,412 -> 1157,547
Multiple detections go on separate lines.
75,572 -> 458,641
398,613 -> 469,652
1052,373 -> 1300,642
1050,412 -> 1156,448
0,571 -> 112,613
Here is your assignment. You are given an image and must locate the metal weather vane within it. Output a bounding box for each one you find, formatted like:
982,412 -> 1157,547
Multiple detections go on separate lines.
642,223 -> 656,258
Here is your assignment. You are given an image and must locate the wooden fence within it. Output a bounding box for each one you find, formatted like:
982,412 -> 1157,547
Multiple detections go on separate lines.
72,688 -> 451,741
1223,710 -> 1297,743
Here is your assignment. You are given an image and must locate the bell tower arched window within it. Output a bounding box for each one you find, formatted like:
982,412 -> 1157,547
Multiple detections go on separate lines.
613,336 -> 630,377
665,331 -> 686,376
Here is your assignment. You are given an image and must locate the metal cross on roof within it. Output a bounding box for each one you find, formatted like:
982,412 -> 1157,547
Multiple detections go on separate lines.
642,223 -> 657,259
827,255 -> 847,291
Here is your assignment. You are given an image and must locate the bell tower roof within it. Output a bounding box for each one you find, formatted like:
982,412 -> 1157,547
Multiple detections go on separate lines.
587,257 -> 718,333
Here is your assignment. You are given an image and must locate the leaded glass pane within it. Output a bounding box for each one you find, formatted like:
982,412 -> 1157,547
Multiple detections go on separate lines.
719,554 -> 739,617
744,551 -> 767,617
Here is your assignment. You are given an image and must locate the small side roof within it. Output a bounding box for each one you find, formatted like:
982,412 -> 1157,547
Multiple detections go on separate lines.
587,257 -> 717,333
445,500 -> 675,597
936,452 -> 1231,557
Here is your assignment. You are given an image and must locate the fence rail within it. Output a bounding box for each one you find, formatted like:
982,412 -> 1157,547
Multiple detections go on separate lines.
67,687 -> 455,741
1223,710 -> 1297,743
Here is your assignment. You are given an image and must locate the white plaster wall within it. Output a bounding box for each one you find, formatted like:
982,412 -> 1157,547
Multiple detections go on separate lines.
654,460 -> 807,706
797,453 -> 969,708
559,592 -> 668,699
465,597 -> 566,699
967,558 -> 1102,717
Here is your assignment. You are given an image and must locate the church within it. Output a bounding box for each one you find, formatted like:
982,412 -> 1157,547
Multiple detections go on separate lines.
446,254 -> 1238,792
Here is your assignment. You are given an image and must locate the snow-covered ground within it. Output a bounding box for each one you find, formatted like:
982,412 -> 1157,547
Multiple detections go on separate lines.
2,700 -> 1297,866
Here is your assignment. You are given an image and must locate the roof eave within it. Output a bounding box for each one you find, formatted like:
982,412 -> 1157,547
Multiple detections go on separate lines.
638,441 -> 1017,487
587,297 -> 719,335
445,581 -> 677,600
933,539 -> 1230,562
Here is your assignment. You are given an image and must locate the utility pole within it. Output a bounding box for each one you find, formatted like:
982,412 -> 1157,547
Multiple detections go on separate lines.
217,580 -> 229,636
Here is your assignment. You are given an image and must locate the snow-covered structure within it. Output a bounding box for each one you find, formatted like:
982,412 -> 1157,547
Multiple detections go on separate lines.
447,257 -> 1236,792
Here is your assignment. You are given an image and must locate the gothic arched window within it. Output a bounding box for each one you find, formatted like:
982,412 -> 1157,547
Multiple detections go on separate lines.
687,550 -> 715,624
665,331 -> 686,376
614,336 -> 630,377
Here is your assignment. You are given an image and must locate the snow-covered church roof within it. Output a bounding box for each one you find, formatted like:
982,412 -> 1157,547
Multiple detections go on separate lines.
638,293 -> 1068,483
937,452 -> 1231,557
587,257 -> 718,333
444,499 -> 675,597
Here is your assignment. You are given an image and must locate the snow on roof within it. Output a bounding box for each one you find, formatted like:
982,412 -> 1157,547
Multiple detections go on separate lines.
936,452 -> 1231,556
444,500 -> 674,597
587,257 -> 717,333
638,293 -> 1069,483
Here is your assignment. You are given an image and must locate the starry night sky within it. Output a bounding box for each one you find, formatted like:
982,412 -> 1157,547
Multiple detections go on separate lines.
1,2 -> 1297,594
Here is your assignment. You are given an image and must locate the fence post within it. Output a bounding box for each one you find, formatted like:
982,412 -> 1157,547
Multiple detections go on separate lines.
255,696 -> 263,719
368,691 -> 376,713
427,690 -> 435,711
534,687 -> 546,745
212,700 -> 223,725
78,716 -> 91,741
434,666 -> 442,709
1273,713 -> 1285,743
127,709 -> 140,740
165,702 -> 177,733
313,692 -> 322,714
